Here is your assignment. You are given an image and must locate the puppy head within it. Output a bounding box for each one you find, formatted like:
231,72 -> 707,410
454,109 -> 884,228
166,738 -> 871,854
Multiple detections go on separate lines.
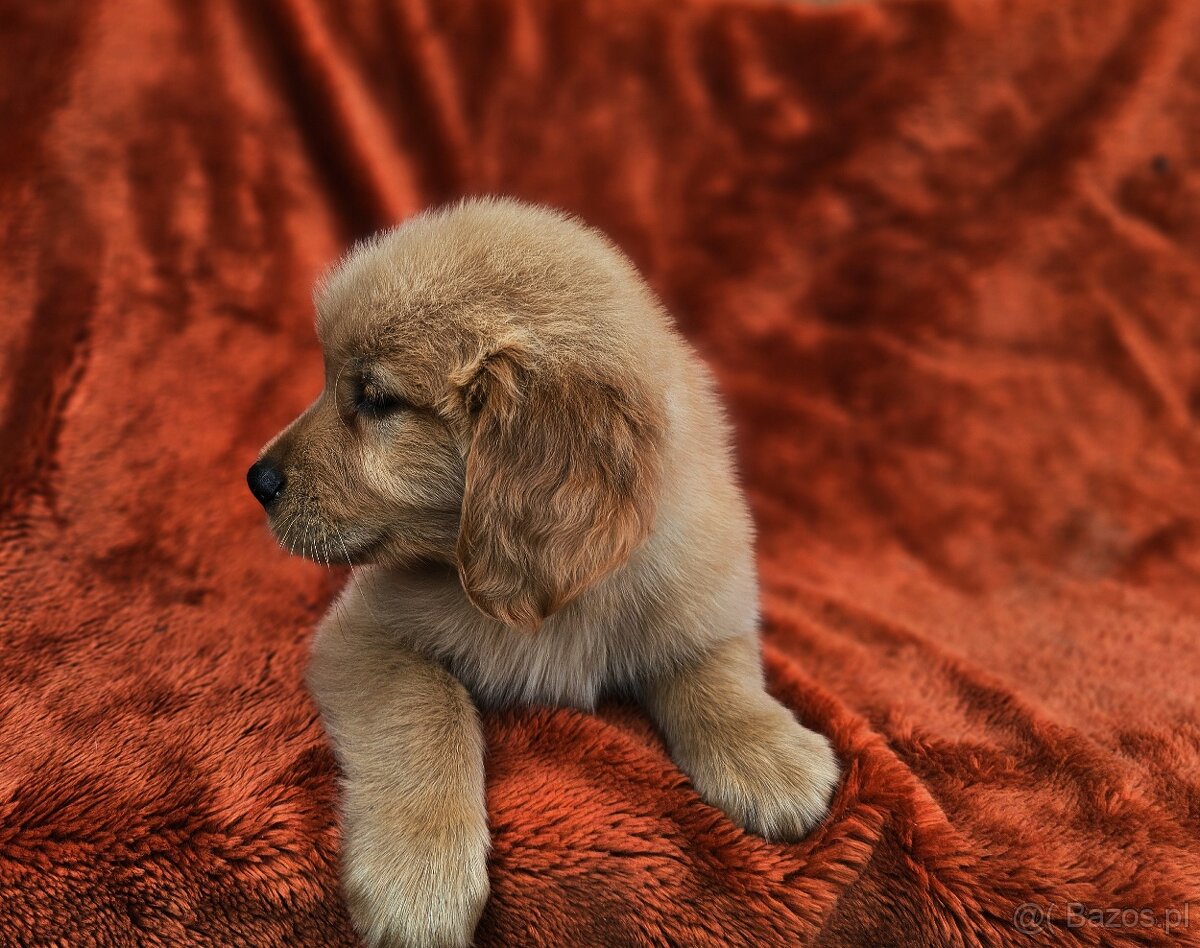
250,198 -> 667,629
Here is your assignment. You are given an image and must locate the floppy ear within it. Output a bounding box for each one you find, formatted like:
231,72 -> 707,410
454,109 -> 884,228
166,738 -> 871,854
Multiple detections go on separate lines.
454,342 -> 664,630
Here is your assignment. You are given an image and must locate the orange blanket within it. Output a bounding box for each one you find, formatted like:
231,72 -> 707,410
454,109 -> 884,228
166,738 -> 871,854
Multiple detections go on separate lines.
3,1 -> 1200,944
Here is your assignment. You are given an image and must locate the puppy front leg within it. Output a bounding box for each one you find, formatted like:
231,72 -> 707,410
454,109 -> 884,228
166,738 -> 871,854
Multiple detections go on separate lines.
642,636 -> 840,842
308,588 -> 488,948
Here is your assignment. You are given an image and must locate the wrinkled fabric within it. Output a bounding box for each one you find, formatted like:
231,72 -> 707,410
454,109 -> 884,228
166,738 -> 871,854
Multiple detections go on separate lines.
2,0 -> 1200,945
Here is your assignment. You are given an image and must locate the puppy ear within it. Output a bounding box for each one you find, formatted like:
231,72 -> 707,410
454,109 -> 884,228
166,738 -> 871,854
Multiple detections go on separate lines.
454,341 -> 663,630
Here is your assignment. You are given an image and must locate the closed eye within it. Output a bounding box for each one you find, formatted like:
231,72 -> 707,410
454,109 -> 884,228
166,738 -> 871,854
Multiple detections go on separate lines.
352,376 -> 411,419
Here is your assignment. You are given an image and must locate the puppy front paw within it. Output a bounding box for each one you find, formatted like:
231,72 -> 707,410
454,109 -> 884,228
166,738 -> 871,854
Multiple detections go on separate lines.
341,813 -> 489,948
684,707 -> 840,842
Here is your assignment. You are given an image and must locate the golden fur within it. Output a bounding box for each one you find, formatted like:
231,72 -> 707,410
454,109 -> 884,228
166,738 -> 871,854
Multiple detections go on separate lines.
252,198 -> 840,947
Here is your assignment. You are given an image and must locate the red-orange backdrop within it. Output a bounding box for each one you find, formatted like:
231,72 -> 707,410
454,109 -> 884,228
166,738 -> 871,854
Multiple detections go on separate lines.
3,0 -> 1200,945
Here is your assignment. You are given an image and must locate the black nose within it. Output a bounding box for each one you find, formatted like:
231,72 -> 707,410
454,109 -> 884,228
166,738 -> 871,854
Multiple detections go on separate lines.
247,459 -> 286,508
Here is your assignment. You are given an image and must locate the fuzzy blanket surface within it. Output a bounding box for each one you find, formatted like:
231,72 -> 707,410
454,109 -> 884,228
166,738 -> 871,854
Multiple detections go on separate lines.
4,0 -> 1200,944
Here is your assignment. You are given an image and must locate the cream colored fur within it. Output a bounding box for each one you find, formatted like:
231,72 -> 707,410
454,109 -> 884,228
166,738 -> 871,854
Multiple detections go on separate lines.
253,198 -> 839,947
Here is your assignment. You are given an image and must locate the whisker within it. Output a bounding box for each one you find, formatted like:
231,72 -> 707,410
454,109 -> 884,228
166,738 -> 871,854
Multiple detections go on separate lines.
277,508 -> 302,552
336,533 -> 354,568
301,503 -> 314,560
336,532 -> 386,631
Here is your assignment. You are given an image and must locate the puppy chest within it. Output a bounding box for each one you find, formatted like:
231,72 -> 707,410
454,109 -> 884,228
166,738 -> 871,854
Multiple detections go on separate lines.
440,624 -> 625,711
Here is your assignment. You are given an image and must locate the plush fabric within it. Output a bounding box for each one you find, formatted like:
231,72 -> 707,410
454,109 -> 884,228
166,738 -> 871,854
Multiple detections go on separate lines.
3,0 -> 1200,944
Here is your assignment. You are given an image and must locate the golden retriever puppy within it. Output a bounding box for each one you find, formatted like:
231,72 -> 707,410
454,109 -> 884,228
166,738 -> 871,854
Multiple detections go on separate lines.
247,198 -> 839,947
